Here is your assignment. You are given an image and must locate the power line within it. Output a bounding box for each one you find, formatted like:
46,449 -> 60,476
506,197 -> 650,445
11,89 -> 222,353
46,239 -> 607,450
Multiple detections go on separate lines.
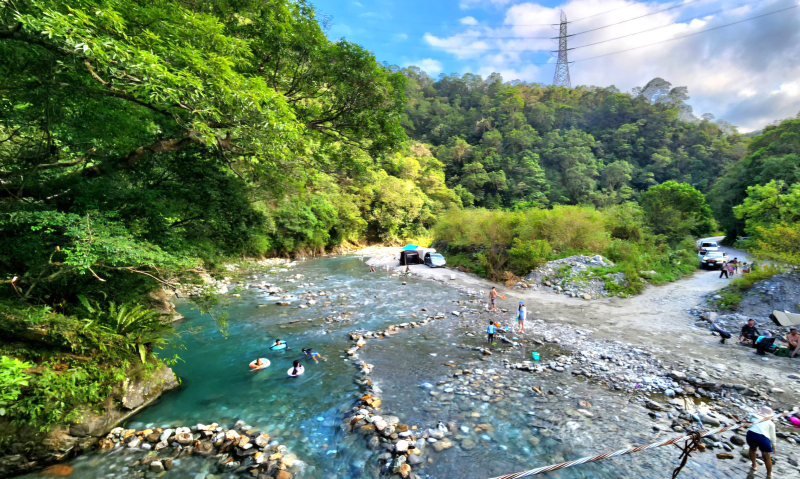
398,1 -> 797,67
569,1 -> 645,23
565,0 -> 710,37
572,3 -> 800,62
569,0 -> 771,51
423,0 -> 755,41
422,0 -> 784,54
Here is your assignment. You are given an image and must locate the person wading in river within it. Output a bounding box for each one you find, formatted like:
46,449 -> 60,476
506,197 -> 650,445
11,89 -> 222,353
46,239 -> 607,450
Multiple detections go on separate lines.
489,287 -> 499,312
487,319 -> 496,345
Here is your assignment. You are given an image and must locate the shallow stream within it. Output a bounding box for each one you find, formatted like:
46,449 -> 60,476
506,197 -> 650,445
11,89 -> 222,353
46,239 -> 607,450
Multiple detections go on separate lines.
22,255 -> 750,478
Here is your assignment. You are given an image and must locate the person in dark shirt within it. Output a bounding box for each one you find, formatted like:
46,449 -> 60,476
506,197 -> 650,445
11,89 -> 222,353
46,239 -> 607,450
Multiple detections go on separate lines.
739,319 -> 760,344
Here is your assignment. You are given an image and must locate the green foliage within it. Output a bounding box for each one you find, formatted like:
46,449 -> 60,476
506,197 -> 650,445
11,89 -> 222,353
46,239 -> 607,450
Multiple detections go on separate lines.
80,299 -> 171,363
0,300 -> 173,429
715,291 -> 744,311
640,181 -> 716,244
507,239 -> 551,276
402,70 -> 748,209
0,356 -> 32,416
434,205 -> 696,294
710,118 -> 800,238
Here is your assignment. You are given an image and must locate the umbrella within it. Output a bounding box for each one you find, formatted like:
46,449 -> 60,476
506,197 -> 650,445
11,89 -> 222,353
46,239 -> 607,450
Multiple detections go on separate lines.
401,244 -> 418,250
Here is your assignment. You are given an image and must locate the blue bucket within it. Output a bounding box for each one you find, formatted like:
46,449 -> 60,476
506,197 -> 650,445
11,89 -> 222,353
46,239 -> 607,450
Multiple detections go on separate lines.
532,352 -> 540,361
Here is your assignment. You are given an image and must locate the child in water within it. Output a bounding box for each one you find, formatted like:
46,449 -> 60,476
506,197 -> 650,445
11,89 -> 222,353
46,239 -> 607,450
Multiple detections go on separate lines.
487,320 -> 496,345
289,360 -> 304,377
271,339 -> 287,350
302,348 -> 328,363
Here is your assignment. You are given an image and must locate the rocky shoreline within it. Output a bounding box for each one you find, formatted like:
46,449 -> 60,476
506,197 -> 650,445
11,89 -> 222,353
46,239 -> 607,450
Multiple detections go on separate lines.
0,366 -> 179,478
93,420 -> 304,479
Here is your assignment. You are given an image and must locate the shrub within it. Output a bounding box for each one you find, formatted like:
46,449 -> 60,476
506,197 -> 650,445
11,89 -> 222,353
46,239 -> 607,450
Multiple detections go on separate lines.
507,238 -> 551,276
0,356 -> 32,416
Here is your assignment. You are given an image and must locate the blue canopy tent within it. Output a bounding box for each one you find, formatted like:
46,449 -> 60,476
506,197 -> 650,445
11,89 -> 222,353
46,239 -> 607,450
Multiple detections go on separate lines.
401,244 -> 418,251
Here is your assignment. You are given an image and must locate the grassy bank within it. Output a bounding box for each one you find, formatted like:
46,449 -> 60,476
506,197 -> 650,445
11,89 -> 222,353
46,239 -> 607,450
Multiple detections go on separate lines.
0,300 -> 177,438
433,204 -> 698,296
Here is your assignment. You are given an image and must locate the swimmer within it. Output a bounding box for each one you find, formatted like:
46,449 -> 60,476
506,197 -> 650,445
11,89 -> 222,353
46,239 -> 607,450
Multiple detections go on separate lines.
289,360 -> 304,377
302,348 -> 328,363
250,358 -> 267,369
270,339 -> 287,350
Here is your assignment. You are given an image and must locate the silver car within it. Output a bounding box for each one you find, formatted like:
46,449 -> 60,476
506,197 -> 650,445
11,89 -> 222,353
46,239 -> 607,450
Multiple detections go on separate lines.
699,251 -> 728,269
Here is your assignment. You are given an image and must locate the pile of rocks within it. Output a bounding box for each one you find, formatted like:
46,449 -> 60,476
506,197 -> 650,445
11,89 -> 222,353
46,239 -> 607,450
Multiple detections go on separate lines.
524,255 -> 625,299
99,421 -> 303,478
346,313 -> 446,346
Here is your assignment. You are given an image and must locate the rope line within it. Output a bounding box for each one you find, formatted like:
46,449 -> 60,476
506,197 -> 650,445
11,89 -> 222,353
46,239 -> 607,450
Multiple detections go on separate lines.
489,409 -> 797,479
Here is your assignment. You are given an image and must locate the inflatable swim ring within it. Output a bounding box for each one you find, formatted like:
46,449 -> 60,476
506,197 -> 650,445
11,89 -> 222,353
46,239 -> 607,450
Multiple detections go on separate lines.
287,367 -> 304,377
790,416 -> 800,427
249,358 -> 270,370
270,343 -> 288,351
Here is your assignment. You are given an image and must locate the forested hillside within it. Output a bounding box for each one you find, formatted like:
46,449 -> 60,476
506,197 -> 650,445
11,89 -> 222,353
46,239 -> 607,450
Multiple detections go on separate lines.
401,69 -> 749,209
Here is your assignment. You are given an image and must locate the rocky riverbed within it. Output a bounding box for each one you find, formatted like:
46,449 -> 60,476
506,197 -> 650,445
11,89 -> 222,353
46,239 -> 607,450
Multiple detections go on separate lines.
341,262 -> 800,478
84,420 -> 306,479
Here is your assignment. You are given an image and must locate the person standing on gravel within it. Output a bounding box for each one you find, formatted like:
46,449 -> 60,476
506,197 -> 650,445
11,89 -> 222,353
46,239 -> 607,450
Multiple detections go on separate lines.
719,261 -> 729,279
489,287 -> 499,312
516,301 -> 527,334
747,406 -> 776,478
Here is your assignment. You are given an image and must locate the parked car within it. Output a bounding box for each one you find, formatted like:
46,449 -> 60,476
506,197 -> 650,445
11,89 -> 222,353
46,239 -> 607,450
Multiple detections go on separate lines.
424,252 -> 446,268
700,251 -> 728,269
696,240 -> 720,252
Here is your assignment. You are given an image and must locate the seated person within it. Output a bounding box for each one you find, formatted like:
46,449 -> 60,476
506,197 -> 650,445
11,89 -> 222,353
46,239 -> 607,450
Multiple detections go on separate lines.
302,348 -> 328,363
755,332 -> 776,356
739,319 -> 760,344
788,328 -> 800,358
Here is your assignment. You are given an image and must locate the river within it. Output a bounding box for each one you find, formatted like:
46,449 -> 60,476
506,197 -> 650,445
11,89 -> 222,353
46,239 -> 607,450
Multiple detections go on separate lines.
22,255 -> 746,478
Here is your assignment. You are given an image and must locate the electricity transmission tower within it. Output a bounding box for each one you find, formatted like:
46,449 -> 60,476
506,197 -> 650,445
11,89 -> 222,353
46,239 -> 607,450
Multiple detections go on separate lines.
553,10 -> 571,88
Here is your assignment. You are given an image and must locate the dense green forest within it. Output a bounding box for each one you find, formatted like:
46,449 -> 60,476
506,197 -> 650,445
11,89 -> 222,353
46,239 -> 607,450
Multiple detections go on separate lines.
402,71 -> 749,208
1,0 -> 799,437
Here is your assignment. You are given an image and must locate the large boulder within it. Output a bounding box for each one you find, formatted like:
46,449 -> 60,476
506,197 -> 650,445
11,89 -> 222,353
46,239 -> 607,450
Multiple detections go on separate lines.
121,366 -> 179,410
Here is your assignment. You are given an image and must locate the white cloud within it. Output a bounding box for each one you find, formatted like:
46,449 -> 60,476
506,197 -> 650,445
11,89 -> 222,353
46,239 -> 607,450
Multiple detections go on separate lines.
393,33 -> 409,41
460,16 -> 479,25
771,80 -> 800,97
424,0 -> 800,131
352,1 -> 363,6
414,58 -> 444,75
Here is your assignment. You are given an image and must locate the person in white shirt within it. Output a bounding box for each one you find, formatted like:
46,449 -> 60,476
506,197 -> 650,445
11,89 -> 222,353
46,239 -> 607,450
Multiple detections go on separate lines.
747,406 -> 776,478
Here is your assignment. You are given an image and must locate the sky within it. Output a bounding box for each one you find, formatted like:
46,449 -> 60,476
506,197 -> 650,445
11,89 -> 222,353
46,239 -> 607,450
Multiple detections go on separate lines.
312,0 -> 800,132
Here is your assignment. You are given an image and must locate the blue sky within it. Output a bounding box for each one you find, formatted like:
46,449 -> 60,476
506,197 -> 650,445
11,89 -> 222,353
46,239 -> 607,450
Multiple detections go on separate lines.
312,0 -> 800,131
